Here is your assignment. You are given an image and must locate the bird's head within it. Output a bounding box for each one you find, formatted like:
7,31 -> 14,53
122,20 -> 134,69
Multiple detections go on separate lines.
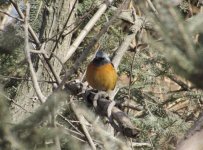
93,51 -> 111,66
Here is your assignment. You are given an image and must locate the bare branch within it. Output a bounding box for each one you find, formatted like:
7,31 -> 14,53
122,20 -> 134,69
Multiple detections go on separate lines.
0,75 -> 56,83
9,0 -> 62,85
146,0 -> 159,16
63,0 -> 114,63
10,0 -> 41,46
132,142 -> 151,148
112,17 -> 144,70
0,93 -> 32,113
24,2 -> 46,103
0,9 -> 23,22
65,81 -> 140,138
70,97 -> 96,150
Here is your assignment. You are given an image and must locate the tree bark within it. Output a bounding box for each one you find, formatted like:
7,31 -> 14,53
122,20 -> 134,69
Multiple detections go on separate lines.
10,0 -> 76,123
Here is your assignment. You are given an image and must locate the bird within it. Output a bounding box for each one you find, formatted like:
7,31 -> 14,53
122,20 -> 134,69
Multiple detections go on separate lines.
86,51 -> 117,92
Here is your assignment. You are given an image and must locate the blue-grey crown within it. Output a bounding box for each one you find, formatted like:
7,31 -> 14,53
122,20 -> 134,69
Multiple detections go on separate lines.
93,51 -> 111,66
95,51 -> 110,62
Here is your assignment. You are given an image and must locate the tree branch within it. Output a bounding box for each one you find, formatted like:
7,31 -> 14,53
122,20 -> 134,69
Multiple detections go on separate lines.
10,0 -> 40,46
24,2 -> 46,103
10,0 -> 61,85
63,0 -> 114,63
65,81 -> 140,138
70,97 -> 96,150
0,9 -> 23,22
112,17 -> 144,69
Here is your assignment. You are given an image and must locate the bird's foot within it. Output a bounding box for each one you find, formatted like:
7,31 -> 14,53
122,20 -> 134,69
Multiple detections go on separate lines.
93,91 -> 116,118
107,101 -> 116,118
93,91 -> 109,108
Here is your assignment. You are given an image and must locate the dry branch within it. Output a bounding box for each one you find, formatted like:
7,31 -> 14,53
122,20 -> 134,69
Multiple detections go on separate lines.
0,9 -> 23,22
24,2 -> 46,103
63,0 -> 114,63
112,17 -> 147,69
10,0 -> 61,85
70,98 -> 97,150
10,0 -> 40,46
65,80 -> 140,138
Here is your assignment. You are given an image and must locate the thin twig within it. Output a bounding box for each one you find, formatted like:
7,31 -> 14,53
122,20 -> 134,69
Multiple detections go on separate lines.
0,93 -> 32,113
57,122 -> 84,137
0,9 -> 23,22
167,74 -> 189,90
132,142 -> 151,147
70,97 -> 96,150
0,75 -> 56,83
29,49 -> 45,54
57,123 -> 87,142
9,0 -> 61,86
44,2 -> 98,42
50,0 -> 77,55
10,0 -> 61,85
57,114 -> 83,135
146,0 -> 159,16
10,0 -> 40,46
24,2 -> 46,103
63,0 -> 114,63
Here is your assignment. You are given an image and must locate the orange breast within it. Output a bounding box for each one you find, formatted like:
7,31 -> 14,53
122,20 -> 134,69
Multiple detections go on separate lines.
86,62 -> 117,91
